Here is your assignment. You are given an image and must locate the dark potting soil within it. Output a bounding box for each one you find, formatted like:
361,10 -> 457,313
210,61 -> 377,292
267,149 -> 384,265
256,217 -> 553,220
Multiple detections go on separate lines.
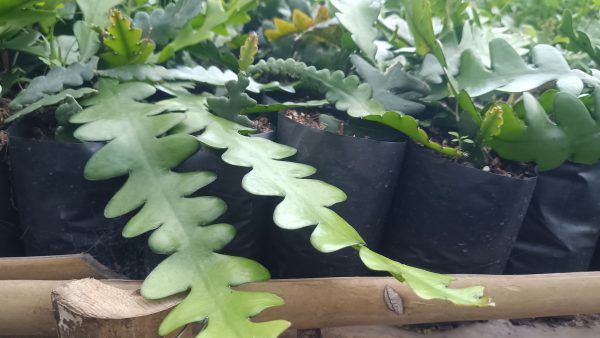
285,110 -> 326,130
253,116 -> 275,133
427,128 -> 535,179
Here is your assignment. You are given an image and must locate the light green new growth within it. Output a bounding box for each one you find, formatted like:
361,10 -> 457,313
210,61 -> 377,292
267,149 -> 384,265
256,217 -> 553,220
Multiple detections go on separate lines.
239,32 -> 259,72
101,10 -> 155,67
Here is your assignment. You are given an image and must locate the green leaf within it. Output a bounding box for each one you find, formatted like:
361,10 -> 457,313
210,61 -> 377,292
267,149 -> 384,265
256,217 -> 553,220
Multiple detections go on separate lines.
456,39 -> 599,97
76,0 -> 123,28
457,90 -> 481,126
248,58 -> 463,157
0,31 -> 49,57
360,248 -> 491,306
239,33 -> 258,72
475,104 -> 504,147
71,80 -> 289,338
249,58 -> 385,118
559,10 -> 600,67
242,100 -> 329,114
386,0 -> 447,66
101,10 -> 155,67
9,58 -> 98,110
351,55 -> 430,114
166,94 -> 487,307
330,0 -> 380,62
55,96 -> 84,142
0,1 -> 65,40
74,21 -> 100,63
155,0 -> 258,63
489,89 -> 600,171
133,0 -> 202,46
5,88 -> 96,123
206,74 -> 255,127
424,23 -> 530,80
97,64 -> 292,93
365,112 -> 464,157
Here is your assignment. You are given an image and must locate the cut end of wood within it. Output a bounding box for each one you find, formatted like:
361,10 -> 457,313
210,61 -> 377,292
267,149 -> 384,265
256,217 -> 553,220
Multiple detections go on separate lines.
52,278 -> 181,319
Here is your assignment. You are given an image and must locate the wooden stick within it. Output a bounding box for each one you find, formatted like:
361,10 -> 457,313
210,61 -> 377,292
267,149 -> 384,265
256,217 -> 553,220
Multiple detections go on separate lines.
0,280 -> 66,336
46,273 -> 600,337
0,254 -> 122,280
0,255 -> 119,336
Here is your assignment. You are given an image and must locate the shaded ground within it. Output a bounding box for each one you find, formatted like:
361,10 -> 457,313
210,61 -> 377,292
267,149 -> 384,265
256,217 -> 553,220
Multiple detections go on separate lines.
282,315 -> 600,338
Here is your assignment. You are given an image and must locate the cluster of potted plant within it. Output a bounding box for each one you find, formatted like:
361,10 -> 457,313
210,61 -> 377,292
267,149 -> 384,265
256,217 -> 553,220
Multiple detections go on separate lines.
2,0 -> 600,337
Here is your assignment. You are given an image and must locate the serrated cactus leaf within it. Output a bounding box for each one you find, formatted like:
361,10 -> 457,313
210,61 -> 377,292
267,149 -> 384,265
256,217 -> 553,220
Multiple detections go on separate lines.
9,58 -> 98,110
155,0 -> 258,63
239,33 -> 258,72
97,64 -> 290,93
359,248 -> 491,306
489,89 -> 600,171
133,0 -> 202,46
5,88 -> 96,123
71,80 -> 289,338
264,8 -> 330,42
101,10 -> 155,67
330,0 -> 380,62
351,55 -> 430,114
456,39 -> 600,97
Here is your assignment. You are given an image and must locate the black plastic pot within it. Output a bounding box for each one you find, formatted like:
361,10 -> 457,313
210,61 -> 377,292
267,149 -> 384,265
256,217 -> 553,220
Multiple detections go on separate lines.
265,113 -> 406,278
381,142 -> 537,274
9,118 -> 274,277
506,162 -> 600,274
8,119 -> 145,277
0,147 -> 24,257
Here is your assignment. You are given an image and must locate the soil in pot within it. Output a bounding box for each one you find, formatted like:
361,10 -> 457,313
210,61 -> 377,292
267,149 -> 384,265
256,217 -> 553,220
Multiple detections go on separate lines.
506,161 -> 600,274
265,110 -> 406,278
380,141 -> 537,274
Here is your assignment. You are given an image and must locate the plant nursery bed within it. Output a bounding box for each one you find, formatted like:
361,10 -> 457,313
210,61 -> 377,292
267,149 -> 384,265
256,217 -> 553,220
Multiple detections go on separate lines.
2,255 -> 600,338
5,1 -> 600,338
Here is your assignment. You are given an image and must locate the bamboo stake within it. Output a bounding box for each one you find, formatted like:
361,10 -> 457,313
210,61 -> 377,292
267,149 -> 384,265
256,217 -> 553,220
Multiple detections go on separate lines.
45,273 -> 600,337
0,254 -> 122,280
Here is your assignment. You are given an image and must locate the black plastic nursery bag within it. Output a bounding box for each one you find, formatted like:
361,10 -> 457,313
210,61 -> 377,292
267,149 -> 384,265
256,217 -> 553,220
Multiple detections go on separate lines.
0,147 -> 23,257
8,119 -> 144,277
266,113 -> 406,278
381,142 -> 537,274
506,161 -> 600,274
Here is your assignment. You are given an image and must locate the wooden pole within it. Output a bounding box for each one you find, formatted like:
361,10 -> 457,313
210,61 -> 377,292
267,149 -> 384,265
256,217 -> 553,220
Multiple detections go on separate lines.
0,280 -> 65,336
0,254 -> 119,336
0,254 -> 122,280
46,272 -> 600,337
